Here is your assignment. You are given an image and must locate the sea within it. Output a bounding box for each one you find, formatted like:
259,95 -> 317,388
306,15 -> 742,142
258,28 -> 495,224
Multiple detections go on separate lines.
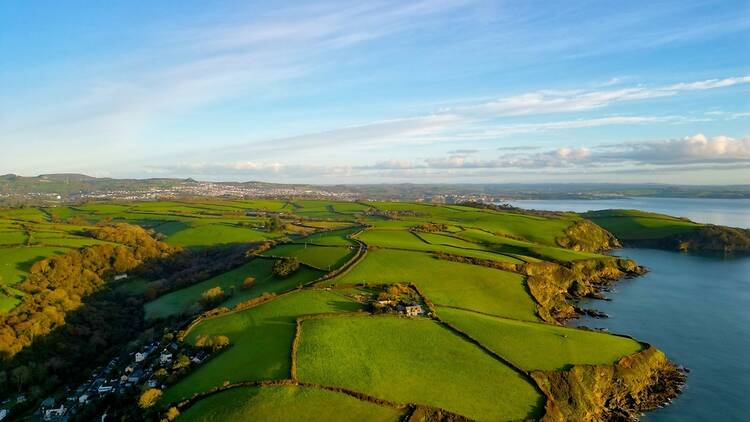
508,197 -> 750,421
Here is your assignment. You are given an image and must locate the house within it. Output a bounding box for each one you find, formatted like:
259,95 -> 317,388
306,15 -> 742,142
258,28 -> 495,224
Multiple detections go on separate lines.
134,352 -> 147,363
405,305 -> 423,316
78,394 -> 89,404
43,405 -> 66,420
97,385 -> 114,394
159,353 -> 173,364
128,370 -> 143,384
0,409 -> 8,421
113,274 -> 128,281
146,379 -> 158,388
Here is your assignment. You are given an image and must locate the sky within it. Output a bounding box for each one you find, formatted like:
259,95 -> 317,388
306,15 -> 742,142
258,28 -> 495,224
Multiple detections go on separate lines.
1,0 -> 749,184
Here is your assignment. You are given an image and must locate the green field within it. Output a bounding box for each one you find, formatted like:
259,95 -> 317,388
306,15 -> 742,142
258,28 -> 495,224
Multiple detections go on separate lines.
297,316 -> 544,421
162,290 -> 363,404
178,385 -> 404,422
264,244 -> 353,270
165,222 -> 273,247
301,227 -> 358,246
145,259 -> 324,319
334,249 -> 538,321
438,307 -> 642,370
584,209 -> 701,240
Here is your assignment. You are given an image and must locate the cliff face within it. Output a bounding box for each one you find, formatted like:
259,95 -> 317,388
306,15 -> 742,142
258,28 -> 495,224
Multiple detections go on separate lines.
556,219 -> 621,252
524,258 -> 644,323
531,346 -> 685,422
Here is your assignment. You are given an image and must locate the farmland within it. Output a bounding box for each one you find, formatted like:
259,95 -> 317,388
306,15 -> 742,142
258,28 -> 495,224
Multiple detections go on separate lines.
0,199 -> 687,421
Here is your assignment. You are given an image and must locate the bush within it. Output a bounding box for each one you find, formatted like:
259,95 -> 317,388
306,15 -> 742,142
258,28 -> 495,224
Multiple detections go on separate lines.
272,257 -> 300,277
240,276 -> 256,290
139,388 -> 163,408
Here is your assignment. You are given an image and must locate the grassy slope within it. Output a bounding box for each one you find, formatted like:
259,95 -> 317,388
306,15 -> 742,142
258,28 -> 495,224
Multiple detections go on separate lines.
584,209 -> 701,240
298,227 -> 358,246
178,385 -> 404,422
297,316 -> 544,421
334,249 -> 538,321
145,259 -> 324,319
162,290 -> 362,404
265,244 -> 353,270
165,223 -> 272,247
357,229 -> 522,263
438,307 -> 642,370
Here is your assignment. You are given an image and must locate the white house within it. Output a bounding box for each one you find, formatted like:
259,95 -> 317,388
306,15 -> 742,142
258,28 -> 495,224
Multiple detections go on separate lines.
159,353 -> 173,364
78,394 -> 89,404
44,405 -> 66,420
0,409 -> 8,421
134,352 -> 147,362
113,274 -> 128,281
97,385 -> 113,394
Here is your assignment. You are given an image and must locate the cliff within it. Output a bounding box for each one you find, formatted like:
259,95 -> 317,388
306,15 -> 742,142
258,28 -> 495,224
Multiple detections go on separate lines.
524,258 -> 645,323
531,346 -> 685,421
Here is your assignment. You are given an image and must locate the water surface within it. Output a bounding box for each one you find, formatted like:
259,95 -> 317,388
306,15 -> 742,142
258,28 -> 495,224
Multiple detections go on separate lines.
507,198 -> 750,420
508,197 -> 750,228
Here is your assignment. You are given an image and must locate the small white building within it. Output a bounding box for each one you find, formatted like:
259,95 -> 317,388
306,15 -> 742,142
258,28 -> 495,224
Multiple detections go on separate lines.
113,274 -> 128,281
0,409 -> 8,421
159,353 -> 173,364
78,394 -> 89,404
134,352 -> 147,363
97,385 -> 113,394
44,405 -> 66,420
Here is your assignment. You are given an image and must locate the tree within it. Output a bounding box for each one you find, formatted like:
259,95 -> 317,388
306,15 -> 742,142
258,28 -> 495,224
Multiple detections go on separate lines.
11,366 -> 30,392
172,354 -> 191,370
268,216 -> 283,232
164,407 -> 180,421
240,276 -> 256,290
200,286 -> 225,308
272,257 -> 300,277
139,388 -> 163,408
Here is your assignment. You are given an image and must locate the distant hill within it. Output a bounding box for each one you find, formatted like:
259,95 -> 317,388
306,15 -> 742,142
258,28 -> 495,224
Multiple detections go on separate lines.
1,174 -> 749,205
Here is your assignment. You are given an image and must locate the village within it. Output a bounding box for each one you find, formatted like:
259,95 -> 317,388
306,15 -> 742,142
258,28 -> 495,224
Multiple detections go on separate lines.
2,336 -> 210,421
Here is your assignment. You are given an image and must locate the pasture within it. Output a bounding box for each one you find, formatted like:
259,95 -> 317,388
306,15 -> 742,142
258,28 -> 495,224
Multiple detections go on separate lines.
333,249 -> 538,321
296,315 -> 544,421
584,209 -> 701,240
438,307 -> 642,370
178,385 -> 404,422
162,290 -> 363,404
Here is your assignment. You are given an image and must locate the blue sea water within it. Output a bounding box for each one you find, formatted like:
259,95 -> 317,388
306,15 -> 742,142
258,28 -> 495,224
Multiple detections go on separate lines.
509,198 -> 750,421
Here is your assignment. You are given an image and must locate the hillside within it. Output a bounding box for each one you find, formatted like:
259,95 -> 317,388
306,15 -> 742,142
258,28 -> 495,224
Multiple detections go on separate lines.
585,209 -> 750,253
0,200 -> 686,421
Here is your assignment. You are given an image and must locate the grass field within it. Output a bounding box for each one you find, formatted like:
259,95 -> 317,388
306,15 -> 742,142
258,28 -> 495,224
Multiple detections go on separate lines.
164,222 -> 273,247
438,307 -> 642,370
162,290 -> 363,404
295,227 -> 358,246
333,249 -> 538,321
265,244 -> 353,270
178,385 -> 404,422
296,316 -> 544,421
584,209 -> 701,240
145,259 -> 324,319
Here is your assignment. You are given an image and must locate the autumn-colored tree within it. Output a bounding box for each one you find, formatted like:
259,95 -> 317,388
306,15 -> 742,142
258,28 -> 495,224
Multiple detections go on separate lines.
164,407 -> 180,421
139,388 -> 163,408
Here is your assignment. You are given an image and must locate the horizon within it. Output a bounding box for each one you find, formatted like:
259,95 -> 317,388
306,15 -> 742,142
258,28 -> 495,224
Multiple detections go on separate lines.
1,1 -> 749,183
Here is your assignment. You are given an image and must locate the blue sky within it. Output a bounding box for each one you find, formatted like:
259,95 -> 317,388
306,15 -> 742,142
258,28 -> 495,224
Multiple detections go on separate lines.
1,0 -> 748,183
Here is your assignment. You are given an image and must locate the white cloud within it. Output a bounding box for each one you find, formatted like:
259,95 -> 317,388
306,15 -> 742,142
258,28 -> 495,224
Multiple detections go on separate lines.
450,76 -> 750,117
